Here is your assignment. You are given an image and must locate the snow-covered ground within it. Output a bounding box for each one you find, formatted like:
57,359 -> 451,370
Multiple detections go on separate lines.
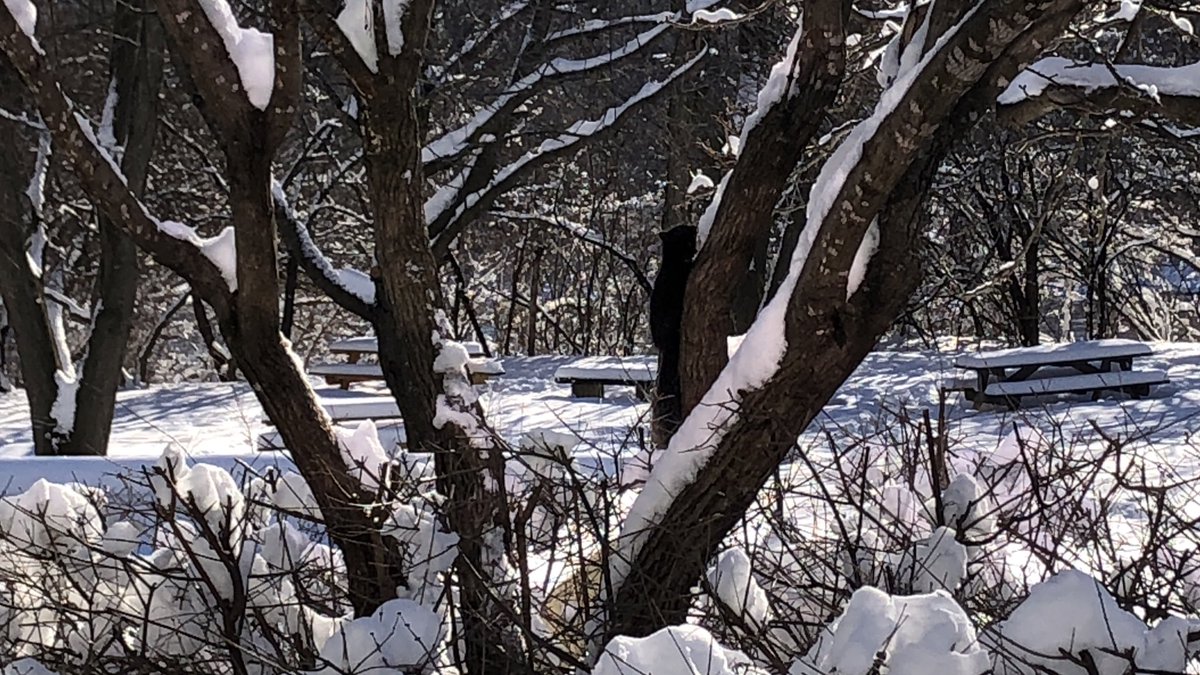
2,345 -> 1200,494
5,344 -> 1200,674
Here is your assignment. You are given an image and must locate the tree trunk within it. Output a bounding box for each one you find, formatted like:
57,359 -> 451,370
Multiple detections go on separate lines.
359,14 -> 529,665
526,245 -> 543,356
0,66 -> 61,456
1018,236 -> 1041,346
649,226 -> 695,446
602,0 -> 1087,646
64,0 -> 163,455
678,2 -> 849,415
0,230 -> 60,455
281,254 -> 299,339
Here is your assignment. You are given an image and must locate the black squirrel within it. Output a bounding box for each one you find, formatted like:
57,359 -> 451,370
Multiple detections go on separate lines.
649,225 -> 696,445
649,224 -> 697,354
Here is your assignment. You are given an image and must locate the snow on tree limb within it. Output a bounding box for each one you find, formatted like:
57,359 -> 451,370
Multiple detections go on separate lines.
154,0 -> 297,147
422,6 -> 714,172
335,0 -> 412,72
195,0 -> 275,110
0,5 -> 234,310
998,56 -> 1200,126
602,0 -> 1089,646
545,9 -> 680,43
43,288 -> 91,322
272,180 -> 376,318
423,154 -> 476,226
680,0 -> 846,414
1000,57 -> 1200,104
298,0 -> 379,98
3,0 -> 35,36
434,1 -> 529,84
24,129 -> 49,227
429,49 -> 708,255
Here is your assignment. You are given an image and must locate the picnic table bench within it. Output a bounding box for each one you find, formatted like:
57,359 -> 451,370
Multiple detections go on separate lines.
310,359 -> 504,388
257,392 -> 406,451
258,418 -> 406,451
953,339 -> 1168,408
554,355 -> 657,399
330,337 -> 487,361
315,337 -> 502,388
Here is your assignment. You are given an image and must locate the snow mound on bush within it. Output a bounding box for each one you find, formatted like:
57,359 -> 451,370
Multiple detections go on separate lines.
594,624 -> 758,675
995,570 -> 1198,674
792,586 -> 988,675
316,598 -> 444,673
0,479 -> 102,552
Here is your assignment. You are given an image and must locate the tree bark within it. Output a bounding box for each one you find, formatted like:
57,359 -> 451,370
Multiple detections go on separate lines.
0,158 -> 60,455
65,0 -> 164,455
678,0 -> 849,415
0,63 -> 62,456
525,245 -> 543,356
346,3 -> 530,671
602,0 -> 1087,646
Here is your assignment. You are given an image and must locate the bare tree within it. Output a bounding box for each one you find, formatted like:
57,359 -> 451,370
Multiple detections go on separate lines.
0,0 -> 161,456
598,0 -> 1092,648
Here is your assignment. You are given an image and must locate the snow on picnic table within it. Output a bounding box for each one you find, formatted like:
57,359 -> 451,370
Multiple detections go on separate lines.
553,355 -> 657,382
953,338 -> 1153,369
1,345 -> 1200,493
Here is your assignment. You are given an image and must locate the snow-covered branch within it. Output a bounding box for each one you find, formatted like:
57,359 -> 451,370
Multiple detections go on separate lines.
43,288 -> 90,322
272,180 -> 376,319
0,6 -> 234,311
154,0 -> 274,129
334,0 -> 413,73
432,1 -> 529,85
429,49 -> 708,255
598,0 -> 1090,649
998,57 -> 1200,126
422,10 -> 705,172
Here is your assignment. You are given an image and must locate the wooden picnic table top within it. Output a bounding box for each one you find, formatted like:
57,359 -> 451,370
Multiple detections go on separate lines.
311,359 -> 504,377
953,339 -> 1152,371
554,355 -> 657,382
329,336 -> 487,358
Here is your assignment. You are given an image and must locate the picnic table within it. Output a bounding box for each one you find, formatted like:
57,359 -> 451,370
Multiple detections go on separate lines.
953,339 -> 1168,408
314,337 -> 502,388
554,355 -> 657,399
257,389 -> 405,451
330,336 -> 487,362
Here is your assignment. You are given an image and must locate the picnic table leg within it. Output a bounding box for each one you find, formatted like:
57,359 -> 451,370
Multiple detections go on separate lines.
572,382 -> 604,398
970,371 -> 988,409
348,352 -> 360,364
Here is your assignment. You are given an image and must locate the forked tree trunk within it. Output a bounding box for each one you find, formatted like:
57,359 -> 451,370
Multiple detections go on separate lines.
678,0 -> 850,415
66,0 -> 163,454
0,0 -> 416,617
362,40 -> 531,672
603,0 -> 1087,646
0,1 -> 161,456
0,200 -> 60,455
0,65 -> 64,456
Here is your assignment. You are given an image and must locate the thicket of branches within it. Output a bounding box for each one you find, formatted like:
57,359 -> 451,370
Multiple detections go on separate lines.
5,409 -> 1200,673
